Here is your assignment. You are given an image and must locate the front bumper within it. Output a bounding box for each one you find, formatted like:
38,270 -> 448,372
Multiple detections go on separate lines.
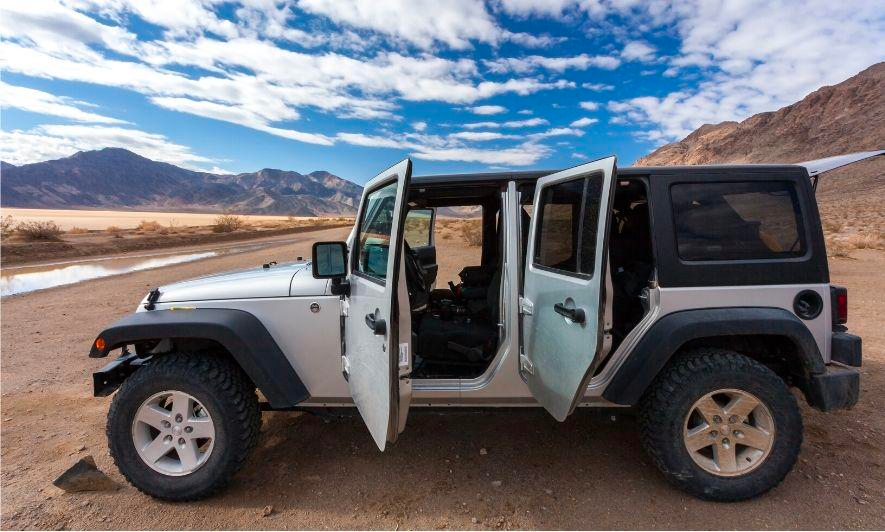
93,352 -> 149,397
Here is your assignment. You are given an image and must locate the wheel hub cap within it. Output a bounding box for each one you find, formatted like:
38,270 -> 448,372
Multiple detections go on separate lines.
683,388 -> 775,477
131,390 -> 216,476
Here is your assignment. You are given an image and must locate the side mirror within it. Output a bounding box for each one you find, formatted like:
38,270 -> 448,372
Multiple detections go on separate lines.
312,241 -> 347,279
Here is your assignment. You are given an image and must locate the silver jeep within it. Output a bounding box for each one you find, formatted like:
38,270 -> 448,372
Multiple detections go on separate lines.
90,152 -> 877,502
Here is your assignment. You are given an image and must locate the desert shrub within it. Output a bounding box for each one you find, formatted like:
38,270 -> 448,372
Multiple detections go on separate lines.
822,219 -> 844,234
848,233 -> 883,250
16,220 -> 63,241
212,214 -> 247,233
137,220 -> 163,232
459,219 -> 482,247
67,226 -> 89,234
107,226 -> 124,238
1,215 -> 15,237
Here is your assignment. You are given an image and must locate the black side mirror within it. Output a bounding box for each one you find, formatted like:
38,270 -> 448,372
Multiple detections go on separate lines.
312,241 -> 347,279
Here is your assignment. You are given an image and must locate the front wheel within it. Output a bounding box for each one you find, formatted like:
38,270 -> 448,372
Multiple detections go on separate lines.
106,353 -> 261,501
639,348 -> 803,501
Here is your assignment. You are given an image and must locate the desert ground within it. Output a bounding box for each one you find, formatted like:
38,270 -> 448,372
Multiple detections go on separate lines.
1,223 -> 883,530
1,208 -> 318,231
0,210 -> 353,266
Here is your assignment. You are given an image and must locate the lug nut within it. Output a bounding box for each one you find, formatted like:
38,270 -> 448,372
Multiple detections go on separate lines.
163,435 -> 172,443
184,426 -> 193,434
728,415 -> 738,423
733,430 -> 743,437
722,438 -> 730,446
178,438 -> 186,446
162,420 -> 171,428
175,414 -> 183,423
710,430 -> 719,437
712,415 -> 722,424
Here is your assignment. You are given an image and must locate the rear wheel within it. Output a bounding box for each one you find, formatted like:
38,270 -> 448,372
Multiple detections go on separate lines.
639,348 -> 802,501
107,353 -> 261,501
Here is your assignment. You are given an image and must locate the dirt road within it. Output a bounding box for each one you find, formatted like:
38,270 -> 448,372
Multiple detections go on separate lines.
1,229 -> 883,529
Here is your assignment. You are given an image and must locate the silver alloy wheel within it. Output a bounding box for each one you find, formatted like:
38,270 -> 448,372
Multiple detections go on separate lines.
132,390 -> 215,476
683,388 -> 775,477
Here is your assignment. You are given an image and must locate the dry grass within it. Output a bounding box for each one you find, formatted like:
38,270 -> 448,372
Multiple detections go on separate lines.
67,226 -> 89,234
106,226 -> 124,238
459,219 -> 483,247
212,214 -> 248,233
1,215 -> 15,238
15,220 -> 63,241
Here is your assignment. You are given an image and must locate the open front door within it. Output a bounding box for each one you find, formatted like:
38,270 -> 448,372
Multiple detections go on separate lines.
343,159 -> 413,450
521,156 -> 617,421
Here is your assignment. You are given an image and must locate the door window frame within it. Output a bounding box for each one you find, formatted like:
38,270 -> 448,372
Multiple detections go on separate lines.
351,177 -> 399,286
531,171 -> 604,281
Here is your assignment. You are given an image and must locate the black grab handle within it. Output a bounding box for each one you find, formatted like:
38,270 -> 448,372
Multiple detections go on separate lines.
553,303 -> 586,324
365,311 -> 387,335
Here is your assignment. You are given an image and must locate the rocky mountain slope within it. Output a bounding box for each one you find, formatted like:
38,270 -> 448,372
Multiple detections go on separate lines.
0,148 -> 362,216
636,62 -> 884,252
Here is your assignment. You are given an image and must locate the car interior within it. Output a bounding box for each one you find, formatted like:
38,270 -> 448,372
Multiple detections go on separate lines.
403,177 -> 655,380
403,183 -> 504,380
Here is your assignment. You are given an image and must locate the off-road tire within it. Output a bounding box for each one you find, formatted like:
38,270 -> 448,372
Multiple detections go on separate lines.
639,348 -> 802,501
107,353 -> 261,501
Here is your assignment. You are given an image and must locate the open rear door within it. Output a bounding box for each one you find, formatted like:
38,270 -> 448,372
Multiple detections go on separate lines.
521,156 -> 617,421
343,159 -> 413,450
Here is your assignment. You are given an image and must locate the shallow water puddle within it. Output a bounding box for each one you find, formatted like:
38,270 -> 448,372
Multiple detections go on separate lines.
1,251 -> 217,296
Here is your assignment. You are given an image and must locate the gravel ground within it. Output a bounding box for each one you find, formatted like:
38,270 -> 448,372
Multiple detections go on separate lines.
1,229 -> 883,530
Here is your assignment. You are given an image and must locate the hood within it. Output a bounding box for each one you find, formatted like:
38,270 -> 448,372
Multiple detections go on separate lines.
155,261 -> 328,303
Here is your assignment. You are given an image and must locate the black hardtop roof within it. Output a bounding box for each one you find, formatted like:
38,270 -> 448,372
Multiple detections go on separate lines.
412,163 -> 808,185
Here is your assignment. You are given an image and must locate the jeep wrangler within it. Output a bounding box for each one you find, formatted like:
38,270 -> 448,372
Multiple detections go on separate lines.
90,151 -> 878,502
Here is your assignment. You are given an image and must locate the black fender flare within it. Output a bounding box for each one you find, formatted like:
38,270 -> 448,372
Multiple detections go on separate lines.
602,307 -> 825,406
90,308 -> 309,408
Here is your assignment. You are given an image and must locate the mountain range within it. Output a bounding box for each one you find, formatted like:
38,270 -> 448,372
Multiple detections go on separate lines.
0,148 -> 363,216
637,62 -> 884,209
2,63 -> 881,217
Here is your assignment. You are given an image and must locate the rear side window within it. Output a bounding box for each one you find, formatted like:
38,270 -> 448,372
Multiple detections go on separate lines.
533,175 -> 602,276
671,181 -> 806,261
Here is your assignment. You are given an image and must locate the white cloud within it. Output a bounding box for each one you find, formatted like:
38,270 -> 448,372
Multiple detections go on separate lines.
496,0 -> 596,18
335,130 -> 550,165
0,82 -> 126,124
412,142 -> 551,165
468,105 -> 508,115
579,101 -> 599,111
582,82 -> 614,91
528,127 -> 584,140
504,31 -> 567,48
297,0 -> 503,50
412,121 -> 428,132
462,117 -> 549,129
607,0 -> 885,142
621,41 -> 656,62
517,109 -> 533,115
569,117 -> 598,127
449,131 -> 520,141
484,53 -> 620,74
572,152 -> 588,159
0,124 -> 213,167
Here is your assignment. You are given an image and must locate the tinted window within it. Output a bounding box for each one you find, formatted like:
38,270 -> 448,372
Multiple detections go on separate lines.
533,175 -> 603,276
354,181 -> 397,280
671,181 -> 805,261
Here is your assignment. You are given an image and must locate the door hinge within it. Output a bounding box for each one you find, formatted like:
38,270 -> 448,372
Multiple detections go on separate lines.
519,297 -> 534,315
520,352 -> 534,375
341,355 -> 350,379
340,298 -> 349,317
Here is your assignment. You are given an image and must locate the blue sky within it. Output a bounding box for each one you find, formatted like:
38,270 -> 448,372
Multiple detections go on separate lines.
2,1 -> 883,184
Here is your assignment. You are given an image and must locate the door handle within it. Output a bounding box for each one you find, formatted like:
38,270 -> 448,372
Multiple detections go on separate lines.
553,303 -> 585,324
365,311 -> 387,335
